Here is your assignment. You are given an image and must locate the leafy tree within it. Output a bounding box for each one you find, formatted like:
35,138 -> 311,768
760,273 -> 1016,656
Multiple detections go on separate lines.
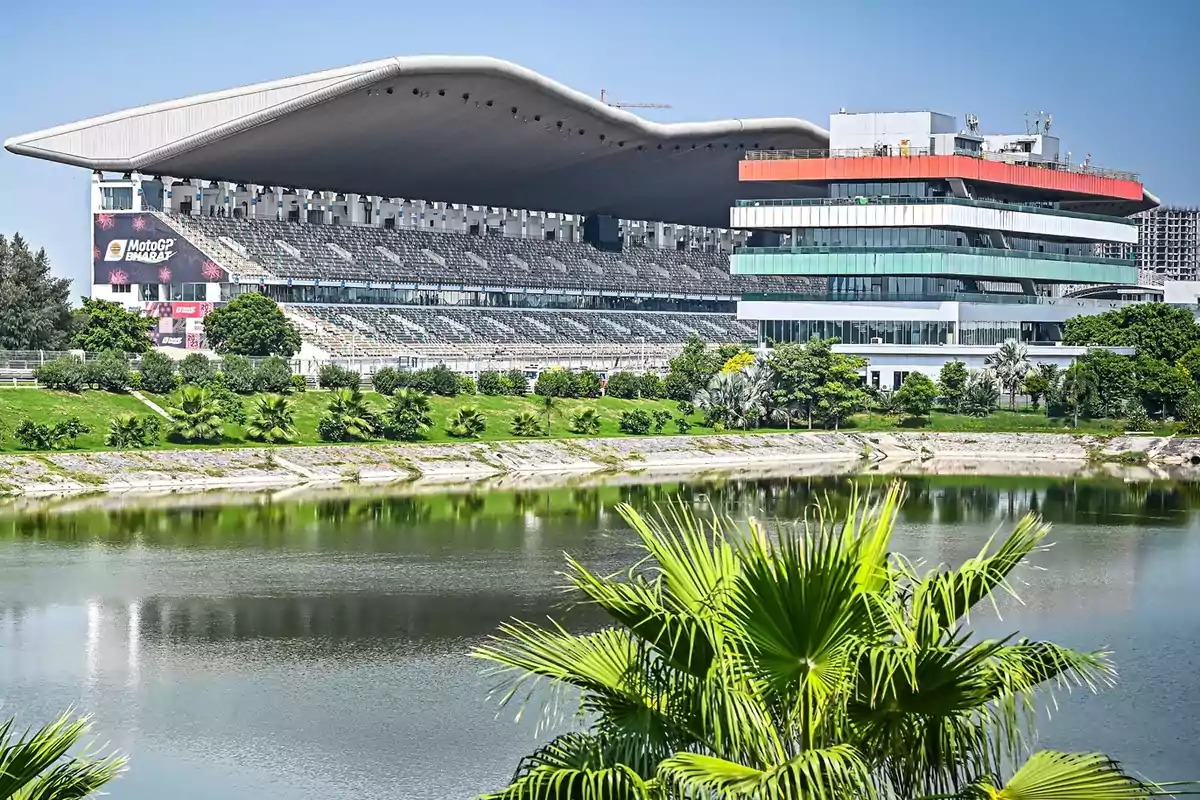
605,371 -> 640,399
317,363 -> 361,390
178,353 -> 217,387
477,485 -> 1166,799
167,386 -> 223,442
673,416 -> 691,434
664,335 -> 720,400
510,411 -> 543,437
478,370 -> 506,396
371,366 -> 407,397
446,406 -> 487,438
538,394 -> 558,436
618,408 -> 652,434
253,356 -> 293,394
381,388 -> 433,441
320,387 -> 376,441
34,356 -> 89,392
1064,303 -> 1200,364
651,409 -> 672,434
458,375 -> 476,395
202,292 -> 301,356
637,372 -> 666,399
106,413 -> 160,448
0,233 -> 74,350
895,371 -> 938,422
220,354 -> 255,394
1124,399 -> 1151,432
937,359 -> 969,412
70,298 -> 153,353
720,350 -> 755,374
1181,394 -> 1200,435
769,338 -> 865,429
88,350 -> 132,392
0,711 -> 127,799
503,369 -> 529,396
15,420 -> 57,450
1179,345 -> 1200,385
985,338 -> 1031,410
813,353 -> 867,430
534,368 -> 578,398
1074,350 -> 1136,418
962,370 -> 1001,417
138,350 -> 177,394
411,364 -> 460,396
576,369 -> 602,399
1135,356 -> 1192,420
568,407 -> 601,435
246,394 -> 297,443
1022,369 -> 1051,411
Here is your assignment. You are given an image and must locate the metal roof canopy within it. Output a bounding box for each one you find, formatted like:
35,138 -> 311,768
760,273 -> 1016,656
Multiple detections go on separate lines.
5,56 -> 830,229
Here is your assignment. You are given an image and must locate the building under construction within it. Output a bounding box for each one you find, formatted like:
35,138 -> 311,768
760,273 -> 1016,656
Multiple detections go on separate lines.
1130,206 -> 1200,280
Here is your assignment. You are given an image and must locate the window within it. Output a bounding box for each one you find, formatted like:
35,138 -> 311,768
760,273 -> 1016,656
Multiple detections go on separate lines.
140,284 -> 160,301
170,283 -> 207,301
110,283 -> 132,294
100,186 -> 134,211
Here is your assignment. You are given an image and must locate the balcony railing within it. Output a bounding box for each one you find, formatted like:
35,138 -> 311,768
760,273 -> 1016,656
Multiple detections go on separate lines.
734,195 -> 1137,225
741,291 -> 1144,307
743,147 -> 1140,182
734,244 -> 1135,267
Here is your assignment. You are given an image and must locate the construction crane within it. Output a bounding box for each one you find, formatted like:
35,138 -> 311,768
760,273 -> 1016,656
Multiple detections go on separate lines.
599,89 -> 671,109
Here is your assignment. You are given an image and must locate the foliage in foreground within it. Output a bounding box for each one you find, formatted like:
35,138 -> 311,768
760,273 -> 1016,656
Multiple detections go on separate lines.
246,394 -> 297,444
0,711 -> 126,800
475,484 -> 1186,799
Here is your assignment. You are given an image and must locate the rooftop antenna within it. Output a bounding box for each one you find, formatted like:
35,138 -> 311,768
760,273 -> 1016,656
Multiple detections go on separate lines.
1044,112 -> 1053,134
599,89 -> 672,110
966,113 -> 980,135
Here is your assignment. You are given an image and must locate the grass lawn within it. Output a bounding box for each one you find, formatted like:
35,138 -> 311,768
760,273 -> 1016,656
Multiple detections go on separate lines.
845,408 -> 1169,436
0,390 -> 152,451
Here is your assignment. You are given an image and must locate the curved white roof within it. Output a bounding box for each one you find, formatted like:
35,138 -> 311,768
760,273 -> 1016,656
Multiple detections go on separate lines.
5,56 -> 830,228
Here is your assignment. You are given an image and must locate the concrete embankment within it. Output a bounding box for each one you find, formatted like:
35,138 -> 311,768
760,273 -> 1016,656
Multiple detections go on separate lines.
3,431 -> 1200,498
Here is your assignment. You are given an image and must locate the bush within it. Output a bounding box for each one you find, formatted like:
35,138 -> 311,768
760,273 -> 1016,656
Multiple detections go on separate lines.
618,408 -> 652,435
380,389 -> 433,441
138,350 -> 177,394
606,371 -> 640,399
503,369 -> 529,396
1181,395 -> 1200,435
129,371 -> 143,390
576,369 -> 602,399
253,356 -> 293,394
676,400 -> 695,418
14,420 -> 57,450
221,354 -> 255,394
674,416 -> 691,434
412,364 -> 460,397
178,353 -> 217,387
478,370 -> 506,396
651,409 -> 672,434
317,414 -> 349,443
534,368 -> 578,398
568,407 -> 601,435
459,375 -> 477,396
509,411 -> 543,437
446,406 -> 487,438
638,373 -> 666,400
664,371 -> 692,402
372,367 -> 406,397
318,363 -> 361,390
90,350 -> 132,392
210,384 -> 247,425
291,373 -> 308,392
34,356 -> 89,393
1124,400 -> 1151,432
106,414 -> 161,448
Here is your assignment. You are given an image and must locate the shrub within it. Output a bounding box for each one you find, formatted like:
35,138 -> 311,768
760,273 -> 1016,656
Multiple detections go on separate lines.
253,356 -> 293,394
178,353 -> 217,387
138,350 -> 177,394
618,408 -> 652,435
605,371 -> 640,399
321,387 -> 376,441
137,415 -> 162,446
381,388 -> 433,441
503,369 -> 529,396
90,350 -> 132,392
412,364 -> 460,397
534,368 -> 578,398
1181,395 -> 1200,435
210,384 -> 247,426
446,406 -> 487,438
316,414 -> 349,443
15,420 -> 57,450
651,409 -> 673,434
129,371 -> 143,390
664,371 -> 692,402
510,411 -> 543,437
674,416 -> 692,434
168,386 -> 223,443
568,407 -> 602,435
676,400 -> 695,418
459,375 -> 477,396
638,373 -> 666,400
221,354 -> 255,394
106,414 -> 161,448
371,367 -> 406,397
291,373 -> 309,392
896,372 -> 938,422
317,363 -> 361,390
246,394 -> 298,444
478,370 -> 506,396
34,356 -> 89,392
1124,400 -> 1151,432
576,369 -> 602,399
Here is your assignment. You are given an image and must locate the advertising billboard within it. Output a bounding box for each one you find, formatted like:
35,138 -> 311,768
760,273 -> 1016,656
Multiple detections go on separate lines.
93,213 -> 227,286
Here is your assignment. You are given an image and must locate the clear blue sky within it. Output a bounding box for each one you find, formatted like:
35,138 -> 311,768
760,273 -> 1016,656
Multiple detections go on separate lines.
1,0 -> 1196,294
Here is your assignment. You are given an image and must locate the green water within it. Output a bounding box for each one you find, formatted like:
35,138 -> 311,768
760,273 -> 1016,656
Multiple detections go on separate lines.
0,474 -> 1196,798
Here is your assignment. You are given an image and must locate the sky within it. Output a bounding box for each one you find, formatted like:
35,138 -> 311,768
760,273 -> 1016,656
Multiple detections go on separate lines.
1,0 -> 1197,295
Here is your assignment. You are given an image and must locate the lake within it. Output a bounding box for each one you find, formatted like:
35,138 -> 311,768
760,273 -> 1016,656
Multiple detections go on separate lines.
0,474 -> 1197,798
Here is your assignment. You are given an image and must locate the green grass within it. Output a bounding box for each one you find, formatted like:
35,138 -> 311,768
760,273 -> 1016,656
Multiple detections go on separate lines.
846,408 -> 1166,436
0,390 -> 151,451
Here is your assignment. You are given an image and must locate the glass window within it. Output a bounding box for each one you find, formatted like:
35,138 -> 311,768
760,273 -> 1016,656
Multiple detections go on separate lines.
110,283 -> 131,294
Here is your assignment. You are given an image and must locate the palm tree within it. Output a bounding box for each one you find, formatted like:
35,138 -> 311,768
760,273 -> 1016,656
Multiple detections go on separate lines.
447,405 -> 487,438
106,413 -> 142,448
510,411 -> 543,437
326,387 -> 376,440
986,338 -> 1032,411
167,385 -> 223,442
539,394 -> 558,436
246,394 -> 297,443
0,711 -> 126,799
475,484 -> 1183,799
385,388 -> 433,441
568,406 -> 602,435
962,368 -> 1001,417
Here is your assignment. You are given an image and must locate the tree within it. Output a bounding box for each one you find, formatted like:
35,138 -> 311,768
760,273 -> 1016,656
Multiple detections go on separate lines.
138,350 -> 177,394
178,353 -> 217,387
476,485 -> 1167,799
538,394 -> 558,436
320,387 -> 376,441
985,338 -> 1031,410
568,407 -> 601,435
720,350 -> 755,374
70,298 -> 153,353
1135,356 -> 1193,420
0,711 -> 126,800
576,369 -> 602,399
768,338 -> 863,429
167,386 -> 223,443
253,356 -> 293,394
637,372 -> 666,399
895,371 -> 938,422
618,408 -> 652,434
446,406 -> 487,438
605,371 -> 640,399
1124,399 -> 1151,432
664,335 -> 720,401
962,369 -> 1001,417
509,411 -> 544,437
411,364 -> 460,396
534,368 -> 578,398
106,413 -> 160,448
478,370 -> 506,396
381,388 -> 432,441
1064,303 -> 1200,364
202,292 -> 302,356
812,353 -> 866,430
371,367 -> 407,397
1073,350 -> 1136,419
1181,393 -> 1200,435
1179,345 -> 1200,386
1022,370 -> 1051,411
0,233 -> 73,350
220,354 -> 255,393
503,369 -> 529,396
245,394 -> 297,443
937,359 -> 969,412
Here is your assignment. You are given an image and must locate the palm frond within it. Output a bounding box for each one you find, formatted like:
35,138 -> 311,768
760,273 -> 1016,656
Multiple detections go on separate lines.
657,744 -> 874,799
0,712 -> 126,800
962,750 -> 1171,799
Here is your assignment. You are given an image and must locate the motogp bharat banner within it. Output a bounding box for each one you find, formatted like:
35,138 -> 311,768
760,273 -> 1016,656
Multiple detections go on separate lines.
93,212 -> 227,286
